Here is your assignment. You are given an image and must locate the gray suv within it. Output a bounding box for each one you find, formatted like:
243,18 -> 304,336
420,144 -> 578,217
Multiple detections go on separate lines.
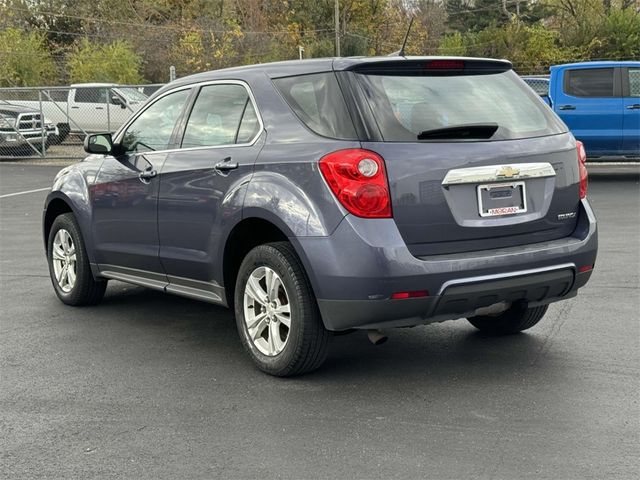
43,57 -> 597,376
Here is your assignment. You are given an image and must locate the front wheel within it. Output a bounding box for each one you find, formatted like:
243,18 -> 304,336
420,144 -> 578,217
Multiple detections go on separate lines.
467,304 -> 548,334
47,213 -> 107,306
234,242 -> 329,376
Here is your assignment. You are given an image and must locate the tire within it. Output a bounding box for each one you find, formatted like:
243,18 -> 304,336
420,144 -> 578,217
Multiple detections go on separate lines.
467,303 -> 548,334
57,124 -> 70,143
234,242 -> 329,376
47,213 -> 107,306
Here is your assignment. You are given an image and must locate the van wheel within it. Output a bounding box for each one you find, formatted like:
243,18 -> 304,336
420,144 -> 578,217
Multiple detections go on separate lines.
467,304 -> 548,334
47,213 -> 107,306
234,242 -> 329,376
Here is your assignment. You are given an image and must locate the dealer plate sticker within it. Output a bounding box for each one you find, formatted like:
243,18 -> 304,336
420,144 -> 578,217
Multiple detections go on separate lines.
477,182 -> 527,217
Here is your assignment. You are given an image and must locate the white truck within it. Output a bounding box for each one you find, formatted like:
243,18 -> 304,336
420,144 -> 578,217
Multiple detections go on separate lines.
0,83 -> 148,142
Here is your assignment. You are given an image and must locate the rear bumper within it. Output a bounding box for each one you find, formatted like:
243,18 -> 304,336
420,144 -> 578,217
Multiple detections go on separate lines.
292,198 -> 597,331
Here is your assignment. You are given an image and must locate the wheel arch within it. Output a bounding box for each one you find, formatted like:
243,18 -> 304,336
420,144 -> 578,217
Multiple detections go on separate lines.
221,215 -> 321,309
43,193 -> 75,250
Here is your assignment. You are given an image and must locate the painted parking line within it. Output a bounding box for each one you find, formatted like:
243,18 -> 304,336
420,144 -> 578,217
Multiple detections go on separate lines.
0,187 -> 50,199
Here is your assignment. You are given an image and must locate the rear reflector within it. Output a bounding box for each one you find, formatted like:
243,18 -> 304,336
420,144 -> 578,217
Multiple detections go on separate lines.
578,265 -> 593,273
391,290 -> 429,300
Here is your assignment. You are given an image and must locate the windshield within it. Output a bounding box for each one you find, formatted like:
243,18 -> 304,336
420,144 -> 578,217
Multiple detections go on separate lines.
356,70 -> 566,141
116,88 -> 148,103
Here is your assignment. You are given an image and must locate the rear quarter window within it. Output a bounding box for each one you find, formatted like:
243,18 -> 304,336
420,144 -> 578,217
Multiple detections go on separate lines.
273,73 -> 357,140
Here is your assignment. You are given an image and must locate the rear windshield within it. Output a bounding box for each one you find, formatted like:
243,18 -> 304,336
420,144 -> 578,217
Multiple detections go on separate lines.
273,72 -> 357,140
355,70 -> 566,141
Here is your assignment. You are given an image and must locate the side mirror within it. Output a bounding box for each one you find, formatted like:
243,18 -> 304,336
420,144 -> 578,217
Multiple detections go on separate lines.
111,95 -> 127,109
84,133 -> 114,154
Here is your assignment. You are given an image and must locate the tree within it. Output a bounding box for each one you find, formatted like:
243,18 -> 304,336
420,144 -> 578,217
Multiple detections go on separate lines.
68,39 -> 144,83
0,28 -> 57,86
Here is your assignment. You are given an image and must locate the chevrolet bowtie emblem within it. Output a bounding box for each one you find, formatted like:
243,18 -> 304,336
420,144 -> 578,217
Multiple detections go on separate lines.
496,166 -> 520,178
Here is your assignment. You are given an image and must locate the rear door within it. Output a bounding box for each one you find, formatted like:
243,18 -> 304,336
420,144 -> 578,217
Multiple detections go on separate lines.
348,61 -> 580,256
552,66 -> 623,155
157,82 -> 264,301
621,66 -> 640,155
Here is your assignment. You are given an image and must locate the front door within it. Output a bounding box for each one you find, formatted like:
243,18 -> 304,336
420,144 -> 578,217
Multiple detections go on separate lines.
90,87 -> 192,282
157,82 -> 264,302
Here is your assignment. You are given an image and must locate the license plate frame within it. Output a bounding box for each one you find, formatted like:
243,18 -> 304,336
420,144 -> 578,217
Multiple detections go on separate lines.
477,181 -> 527,217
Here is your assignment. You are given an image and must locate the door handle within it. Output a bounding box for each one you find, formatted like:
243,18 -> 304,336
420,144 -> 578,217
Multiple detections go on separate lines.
138,169 -> 157,183
558,105 -> 576,110
70,106 -> 80,109
214,157 -> 238,172
626,104 -> 640,110
96,107 -> 104,110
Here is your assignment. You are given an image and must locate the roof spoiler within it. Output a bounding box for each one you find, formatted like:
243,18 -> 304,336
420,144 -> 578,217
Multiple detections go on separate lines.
345,58 -> 513,75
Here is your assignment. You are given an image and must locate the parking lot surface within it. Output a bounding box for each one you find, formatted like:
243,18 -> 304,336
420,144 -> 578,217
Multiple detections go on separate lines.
1,163 -> 638,479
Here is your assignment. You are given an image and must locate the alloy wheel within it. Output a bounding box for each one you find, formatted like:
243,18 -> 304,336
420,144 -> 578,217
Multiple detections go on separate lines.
243,266 -> 292,356
51,228 -> 77,293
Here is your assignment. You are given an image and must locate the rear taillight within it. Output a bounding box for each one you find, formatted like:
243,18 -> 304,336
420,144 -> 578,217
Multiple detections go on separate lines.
319,149 -> 392,218
576,140 -> 588,199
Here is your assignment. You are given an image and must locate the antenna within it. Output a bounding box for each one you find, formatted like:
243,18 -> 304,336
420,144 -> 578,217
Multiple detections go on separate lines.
392,16 -> 414,57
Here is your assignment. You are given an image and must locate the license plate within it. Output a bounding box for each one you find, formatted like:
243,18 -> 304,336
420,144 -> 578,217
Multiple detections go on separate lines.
477,182 -> 527,217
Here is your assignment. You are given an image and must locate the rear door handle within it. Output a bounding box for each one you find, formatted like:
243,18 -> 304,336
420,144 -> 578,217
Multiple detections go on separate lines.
558,105 -> 576,110
626,104 -> 640,110
214,157 -> 238,172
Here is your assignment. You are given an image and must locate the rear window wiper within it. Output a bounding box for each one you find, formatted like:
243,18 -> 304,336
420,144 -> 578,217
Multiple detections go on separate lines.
417,123 -> 499,140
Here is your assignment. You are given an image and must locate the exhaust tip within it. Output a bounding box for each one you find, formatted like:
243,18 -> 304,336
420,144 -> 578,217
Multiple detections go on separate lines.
367,330 -> 388,346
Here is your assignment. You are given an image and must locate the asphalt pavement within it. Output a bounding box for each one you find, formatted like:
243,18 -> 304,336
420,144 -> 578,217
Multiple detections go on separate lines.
1,163 -> 638,479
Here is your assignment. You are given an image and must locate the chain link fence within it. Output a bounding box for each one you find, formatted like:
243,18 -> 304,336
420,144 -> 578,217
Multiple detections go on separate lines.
0,84 -> 164,160
520,75 -> 550,97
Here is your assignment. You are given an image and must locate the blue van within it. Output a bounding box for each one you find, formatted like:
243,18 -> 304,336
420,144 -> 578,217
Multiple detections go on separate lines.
547,61 -> 639,158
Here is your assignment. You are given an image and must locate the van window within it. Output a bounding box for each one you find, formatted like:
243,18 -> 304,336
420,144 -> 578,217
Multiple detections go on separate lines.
565,68 -> 615,97
74,88 -> 109,104
628,68 -> 640,97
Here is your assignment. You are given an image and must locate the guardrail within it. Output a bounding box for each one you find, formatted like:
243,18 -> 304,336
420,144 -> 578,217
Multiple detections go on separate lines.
0,84 -> 164,160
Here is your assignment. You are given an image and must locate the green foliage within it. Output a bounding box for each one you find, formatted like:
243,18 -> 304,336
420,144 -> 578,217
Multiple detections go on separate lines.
1,0 -> 638,83
593,7 -> 640,59
438,32 -> 468,56
466,19 -> 572,73
0,28 -> 57,86
68,39 -> 144,84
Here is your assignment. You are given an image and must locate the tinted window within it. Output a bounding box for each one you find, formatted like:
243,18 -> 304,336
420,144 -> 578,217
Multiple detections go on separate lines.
182,84 -> 256,148
628,68 -> 640,97
237,101 -> 260,143
121,89 -> 190,152
274,73 -> 357,140
565,68 -> 615,97
356,70 -> 565,142
74,88 -> 108,104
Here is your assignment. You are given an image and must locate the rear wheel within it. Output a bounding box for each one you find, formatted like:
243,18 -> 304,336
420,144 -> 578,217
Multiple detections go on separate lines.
47,213 -> 107,306
467,304 -> 548,334
234,242 -> 329,376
